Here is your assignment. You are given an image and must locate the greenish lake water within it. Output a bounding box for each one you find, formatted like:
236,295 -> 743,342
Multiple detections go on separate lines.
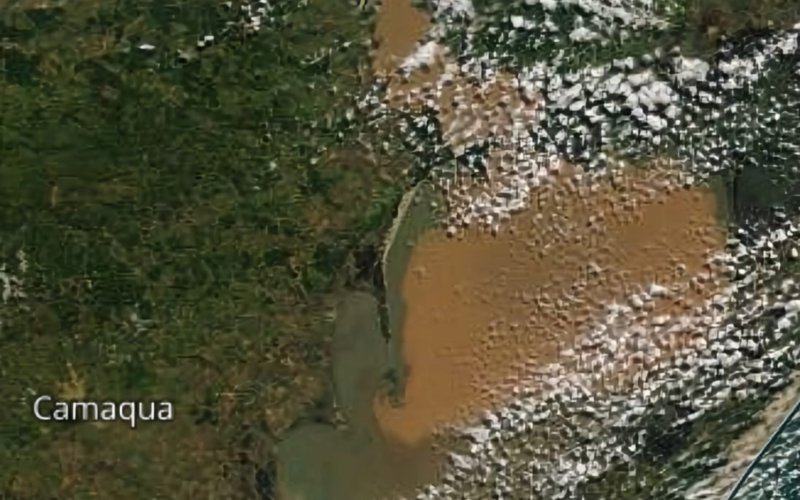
276,289 -> 439,500
381,182 -> 440,403
276,183 -> 442,500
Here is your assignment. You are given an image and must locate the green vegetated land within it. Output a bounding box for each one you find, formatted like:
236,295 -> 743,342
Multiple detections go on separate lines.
0,0 -> 412,498
2,0 -> 800,499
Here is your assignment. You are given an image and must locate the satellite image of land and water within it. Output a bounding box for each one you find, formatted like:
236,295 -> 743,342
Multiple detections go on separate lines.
2,0 -> 800,499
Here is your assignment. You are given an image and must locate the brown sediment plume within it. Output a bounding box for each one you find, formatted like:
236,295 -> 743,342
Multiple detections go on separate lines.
380,52 -> 541,150
384,52 -> 446,112
438,71 -> 539,148
371,0 -> 431,76
371,4 -> 542,148
373,164 -> 728,446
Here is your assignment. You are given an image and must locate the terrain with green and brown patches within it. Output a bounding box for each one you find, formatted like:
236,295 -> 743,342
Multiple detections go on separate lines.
3,0 -> 800,499
0,0 -> 412,498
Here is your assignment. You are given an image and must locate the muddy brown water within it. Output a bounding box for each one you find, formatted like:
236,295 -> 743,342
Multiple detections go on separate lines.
374,167 -> 728,446
371,0 -> 430,76
280,0 -> 730,496
277,169 -> 728,499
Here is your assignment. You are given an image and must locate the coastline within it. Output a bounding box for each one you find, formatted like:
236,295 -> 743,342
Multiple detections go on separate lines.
380,182 -> 441,403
